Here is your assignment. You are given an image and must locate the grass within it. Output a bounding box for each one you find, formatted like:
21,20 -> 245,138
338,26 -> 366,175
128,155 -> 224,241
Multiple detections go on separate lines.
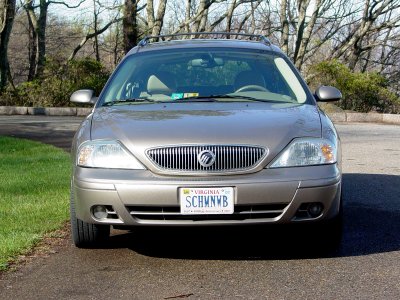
0,136 -> 71,271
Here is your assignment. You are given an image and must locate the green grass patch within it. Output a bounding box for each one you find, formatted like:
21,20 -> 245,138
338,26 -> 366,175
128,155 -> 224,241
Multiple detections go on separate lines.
0,136 -> 70,271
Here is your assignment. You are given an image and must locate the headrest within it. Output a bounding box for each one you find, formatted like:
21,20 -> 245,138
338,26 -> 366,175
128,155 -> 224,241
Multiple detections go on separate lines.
147,71 -> 176,95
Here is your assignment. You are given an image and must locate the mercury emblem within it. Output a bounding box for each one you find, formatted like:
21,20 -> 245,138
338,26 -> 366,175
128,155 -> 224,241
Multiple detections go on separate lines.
197,150 -> 216,167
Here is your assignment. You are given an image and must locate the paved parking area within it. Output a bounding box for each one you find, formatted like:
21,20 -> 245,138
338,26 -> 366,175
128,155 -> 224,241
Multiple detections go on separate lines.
0,117 -> 399,299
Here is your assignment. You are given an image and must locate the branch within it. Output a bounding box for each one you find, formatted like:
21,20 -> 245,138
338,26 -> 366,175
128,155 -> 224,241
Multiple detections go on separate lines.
170,0 -> 215,34
68,16 -> 123,61
48,0 -> 86,9
207,0 -> 253,32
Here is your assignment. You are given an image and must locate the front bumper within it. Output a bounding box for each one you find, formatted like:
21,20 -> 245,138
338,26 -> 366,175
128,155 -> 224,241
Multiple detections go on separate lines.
72,164 -> 341,226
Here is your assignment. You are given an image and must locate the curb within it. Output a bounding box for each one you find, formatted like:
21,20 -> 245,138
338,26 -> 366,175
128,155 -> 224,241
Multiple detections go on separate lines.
0,106 -> 399,125
328,112 -> 400,124
0,106 -> 92,117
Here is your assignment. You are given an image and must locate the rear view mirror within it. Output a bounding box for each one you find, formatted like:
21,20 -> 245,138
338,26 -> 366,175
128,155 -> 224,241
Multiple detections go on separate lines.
70,89 -> 98,104
188,57 -> 224,68
315,86 -> 342,102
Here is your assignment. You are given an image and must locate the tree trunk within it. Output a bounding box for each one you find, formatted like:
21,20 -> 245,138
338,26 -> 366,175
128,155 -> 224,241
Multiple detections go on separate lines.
123,0 -> 138,53
36,0 -> 48,78
293,0 -> 311,65
114,23 -> 121,65
146,0 -> 155,34
361,47 -> 372,72
225,0 -> 237,34
280,0 -> 289,54
152,0 -> 167,36
379,27 -> 392,73
294,0 -> 322,70
192,0 -> 207,33
0,0 -> 16,90
93,0 -> 100,61
25,0 -> 38,81
199,8 -> 208,32
184,0 -> 191,33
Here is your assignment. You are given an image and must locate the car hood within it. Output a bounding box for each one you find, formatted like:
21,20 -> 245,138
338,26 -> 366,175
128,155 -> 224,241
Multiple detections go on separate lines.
91,102 -> 321,168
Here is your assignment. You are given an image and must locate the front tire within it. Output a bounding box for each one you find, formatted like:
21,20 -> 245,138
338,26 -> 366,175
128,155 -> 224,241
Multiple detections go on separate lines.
70,189 -> 110,248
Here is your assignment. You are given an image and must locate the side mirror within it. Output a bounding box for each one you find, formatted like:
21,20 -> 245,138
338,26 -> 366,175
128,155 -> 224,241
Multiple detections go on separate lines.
315,86 -> 342,102
70,89 -> 98,104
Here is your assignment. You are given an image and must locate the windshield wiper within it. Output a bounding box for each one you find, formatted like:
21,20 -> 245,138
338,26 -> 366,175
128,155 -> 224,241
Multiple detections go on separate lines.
172,94 -> 282,103
102,98 -> 155,106
169,96 -> 218,102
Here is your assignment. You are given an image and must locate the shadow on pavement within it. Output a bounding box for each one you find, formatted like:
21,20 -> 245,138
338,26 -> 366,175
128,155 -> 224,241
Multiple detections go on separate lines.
98,173 -> 400,260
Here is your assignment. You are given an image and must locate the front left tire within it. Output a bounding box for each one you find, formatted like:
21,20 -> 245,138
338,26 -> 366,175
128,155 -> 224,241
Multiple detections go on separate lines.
70,189 -> 110,248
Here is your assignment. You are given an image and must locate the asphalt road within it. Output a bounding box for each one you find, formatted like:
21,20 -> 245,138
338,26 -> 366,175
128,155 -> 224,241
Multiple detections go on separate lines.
0,116 -> 399,299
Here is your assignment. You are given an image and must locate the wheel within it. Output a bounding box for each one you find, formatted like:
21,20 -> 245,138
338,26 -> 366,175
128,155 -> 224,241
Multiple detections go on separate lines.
235,85 -> 269,93
70,189 -> 110,248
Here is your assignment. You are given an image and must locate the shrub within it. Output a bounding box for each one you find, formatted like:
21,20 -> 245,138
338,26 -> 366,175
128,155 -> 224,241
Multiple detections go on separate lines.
308,60 -> 400,113
0,58 -> 109,107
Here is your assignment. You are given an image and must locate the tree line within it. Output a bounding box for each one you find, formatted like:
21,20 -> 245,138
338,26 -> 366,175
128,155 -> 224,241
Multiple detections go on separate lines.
0,0 -> 399,112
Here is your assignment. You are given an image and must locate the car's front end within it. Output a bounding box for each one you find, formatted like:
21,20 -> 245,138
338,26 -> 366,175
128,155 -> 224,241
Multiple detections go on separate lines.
72,103 -> 341,226
69,34 -> 343,247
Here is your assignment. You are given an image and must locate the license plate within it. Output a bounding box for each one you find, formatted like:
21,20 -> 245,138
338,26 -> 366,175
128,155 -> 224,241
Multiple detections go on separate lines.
179,187 -> 234,215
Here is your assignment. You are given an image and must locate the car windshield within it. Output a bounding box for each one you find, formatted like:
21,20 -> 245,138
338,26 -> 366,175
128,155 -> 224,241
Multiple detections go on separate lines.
100,47 -> 309,105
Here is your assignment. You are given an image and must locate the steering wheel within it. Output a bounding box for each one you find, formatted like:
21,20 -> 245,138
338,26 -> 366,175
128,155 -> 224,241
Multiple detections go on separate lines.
235,85 -> 269,93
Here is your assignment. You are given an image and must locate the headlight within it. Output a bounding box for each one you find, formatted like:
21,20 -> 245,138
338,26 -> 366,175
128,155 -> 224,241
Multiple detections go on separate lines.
77,140 -> 145,169
269,138 -> 337,168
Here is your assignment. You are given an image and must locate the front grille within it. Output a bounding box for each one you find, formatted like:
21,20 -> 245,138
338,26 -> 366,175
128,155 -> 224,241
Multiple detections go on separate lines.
126,204 -> 287,222
146,145 -> 267,172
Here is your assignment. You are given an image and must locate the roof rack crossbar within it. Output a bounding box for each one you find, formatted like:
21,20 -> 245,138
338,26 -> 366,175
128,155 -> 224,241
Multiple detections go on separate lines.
138,32 -> 271,47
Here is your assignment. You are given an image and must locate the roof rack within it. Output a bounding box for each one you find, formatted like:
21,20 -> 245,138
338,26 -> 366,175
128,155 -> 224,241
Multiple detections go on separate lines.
137,32 -> 272,47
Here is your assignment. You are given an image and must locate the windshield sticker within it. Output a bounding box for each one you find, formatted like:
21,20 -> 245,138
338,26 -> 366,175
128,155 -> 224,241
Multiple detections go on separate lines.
171,93 -> 199,100
184,93 -> 199,98
171,93 -> 184,100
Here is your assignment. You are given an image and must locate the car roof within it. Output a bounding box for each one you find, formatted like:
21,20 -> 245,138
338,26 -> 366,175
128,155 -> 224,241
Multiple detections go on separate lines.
127,39 -> 284,56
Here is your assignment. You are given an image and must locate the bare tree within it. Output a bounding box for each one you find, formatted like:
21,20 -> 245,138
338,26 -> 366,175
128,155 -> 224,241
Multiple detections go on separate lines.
22,0 -> 84,79
4,0 -> 400,103
331,0 -> 400,70
293,0 -> 325,69
146,0 -> 167,35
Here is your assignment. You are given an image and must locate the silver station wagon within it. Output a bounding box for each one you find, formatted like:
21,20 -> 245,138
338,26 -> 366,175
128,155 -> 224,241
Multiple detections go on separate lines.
70,32 -> 343,248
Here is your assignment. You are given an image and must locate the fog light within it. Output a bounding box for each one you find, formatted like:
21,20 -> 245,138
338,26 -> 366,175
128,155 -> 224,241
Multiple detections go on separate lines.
93,205 -> 108,219
307,203 -> 323,217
